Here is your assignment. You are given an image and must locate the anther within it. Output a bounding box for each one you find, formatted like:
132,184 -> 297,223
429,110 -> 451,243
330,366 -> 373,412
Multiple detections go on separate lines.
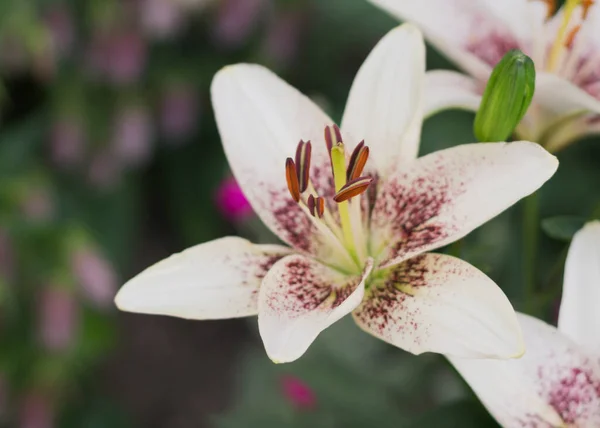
565,24 -> 582,48
333,176 -> 374,203
347,141 -> 369,181
307,194 -> 316,216
324,125 -> 343,152
582,0 -> 595,19
294,140 -> 312,193
315,197 -> 325,218
536,0 -> 556,19
285,158 -> 300,202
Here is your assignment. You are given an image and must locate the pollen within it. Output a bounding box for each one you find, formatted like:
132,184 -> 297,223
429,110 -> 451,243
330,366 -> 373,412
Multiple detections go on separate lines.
564,24 -> 582,49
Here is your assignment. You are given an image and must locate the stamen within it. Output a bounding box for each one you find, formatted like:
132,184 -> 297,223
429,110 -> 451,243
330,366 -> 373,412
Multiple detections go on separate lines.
347,141 -> 369,181
315,197 -> 325,218
565,24 -> 582,49
294,140 -> 312,193
582,0 -> 595,19
333,176 -> 374,203
536,0 -> 556,19
285,158 -> 300,202
324,125 -> 342,153
307,194 -> 316,216
547,0 -> 587,71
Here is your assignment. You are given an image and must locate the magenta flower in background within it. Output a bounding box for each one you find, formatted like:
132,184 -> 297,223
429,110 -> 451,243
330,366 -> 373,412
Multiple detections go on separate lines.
212,0 -> 266,49
72,247 -> 118,308
49,118 -> 86,169
160,84 -> 199,142
140,0 -> 185,40
87,149 -> 122,189
38,287 -> 79,352
281,375 -> 317,410
89,31 -> 147,85
215,176 -> 253,222
112,106 -> 154,167
262,10 -> 306,67
18,392 -> 54,428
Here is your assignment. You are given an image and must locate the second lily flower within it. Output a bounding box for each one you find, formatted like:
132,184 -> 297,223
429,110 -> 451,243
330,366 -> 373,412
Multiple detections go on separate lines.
115,25 -> 558,363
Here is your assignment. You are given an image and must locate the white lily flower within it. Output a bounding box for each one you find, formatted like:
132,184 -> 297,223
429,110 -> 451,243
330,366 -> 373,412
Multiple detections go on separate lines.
372,0 -> 600,152
449,221 -> 600,427
115,24 -> 558,364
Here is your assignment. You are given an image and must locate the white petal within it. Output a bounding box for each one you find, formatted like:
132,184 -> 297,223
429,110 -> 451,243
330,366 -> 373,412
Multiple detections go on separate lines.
341,24 -> 425,173
543,115 -> 600,153
370,142 -> 558,268
258,255 -> 373,363
558,221 -> 600,355
367,0 -> 517,80
115,237 -> 291,319
211,64 -> 345,260
353,253 -> 524,358
424,70 -> 481,118
449,313 -> 600,427
535,72 -> 600,117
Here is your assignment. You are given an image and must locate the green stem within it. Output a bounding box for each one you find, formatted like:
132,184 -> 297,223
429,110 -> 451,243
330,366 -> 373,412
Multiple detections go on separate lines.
522,192 -> 539,314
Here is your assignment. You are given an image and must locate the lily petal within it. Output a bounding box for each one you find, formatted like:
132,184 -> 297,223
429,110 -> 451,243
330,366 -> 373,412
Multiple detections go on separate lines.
367,0 -> 516,80
536,72 -> 600,118
115,237 -> 290,319
371,142 -> 558,268
558,221 -> 600,356
258,255 -> 373,363
449,313 -> 600,427
211,64 -> 344,260
424,70 -> 481,118
353,253 -> 524,358
341,24 -> 425,173
543,115 -> 600,153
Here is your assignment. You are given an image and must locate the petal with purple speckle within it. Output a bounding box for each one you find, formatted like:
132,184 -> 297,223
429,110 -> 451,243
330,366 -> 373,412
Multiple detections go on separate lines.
258,254 -> 373,363
211,65 -> 347,261
353,253 -> 524,358
115,237 -> 291,319
370,142 -> 558,269
450,313 -> 600,427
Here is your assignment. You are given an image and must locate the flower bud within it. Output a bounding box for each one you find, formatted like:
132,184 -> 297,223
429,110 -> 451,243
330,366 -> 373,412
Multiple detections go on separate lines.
474,49 -> 535,142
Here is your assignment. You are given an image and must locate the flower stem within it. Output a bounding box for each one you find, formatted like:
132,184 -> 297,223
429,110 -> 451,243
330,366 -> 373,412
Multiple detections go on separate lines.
522,192 -> 539,314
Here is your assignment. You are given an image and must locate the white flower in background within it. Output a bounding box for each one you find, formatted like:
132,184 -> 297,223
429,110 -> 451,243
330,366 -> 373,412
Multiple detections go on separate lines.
450,222 -> 600,427
115,25 -> 558,363
370,0 -> 600,152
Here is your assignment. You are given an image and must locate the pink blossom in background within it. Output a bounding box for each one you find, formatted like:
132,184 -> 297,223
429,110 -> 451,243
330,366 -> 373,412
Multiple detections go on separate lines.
72,247 -> 117,308
212,0 -> 266,49
18,392 -> 54,428
262,10 -> 306,68
38,287 -> 79,352
44,5 -> 75,57
160,85 -> 199,142
280,375 -> 317,410
49,119 -> 86,168
88,31 -> 147,84
215,177 -> 253,222
140,0 -> 185,40
21,188 -> 54,222
87,149 -> 122,189
112,106 -> 153,167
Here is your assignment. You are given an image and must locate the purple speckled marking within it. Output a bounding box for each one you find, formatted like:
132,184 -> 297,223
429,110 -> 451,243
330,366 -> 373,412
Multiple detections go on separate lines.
373,172 -> 454,266
541,364 -> 600,425
466,27 -> 521,68
265,256 -> 363,319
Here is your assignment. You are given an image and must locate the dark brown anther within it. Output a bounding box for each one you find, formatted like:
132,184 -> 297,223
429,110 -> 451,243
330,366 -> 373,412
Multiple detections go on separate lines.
333,176 -> 373,203
285,158 -> 300,202
295,140 -> 312,193
315,197 -> 325,218
307,194 -> 316,216
347,141 -> 369,181
324,127 -> 333,154
324,125 -> 343,153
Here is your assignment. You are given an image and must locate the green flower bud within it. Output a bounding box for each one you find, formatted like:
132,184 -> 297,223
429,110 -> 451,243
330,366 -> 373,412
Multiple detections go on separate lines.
474,49 -> 536,142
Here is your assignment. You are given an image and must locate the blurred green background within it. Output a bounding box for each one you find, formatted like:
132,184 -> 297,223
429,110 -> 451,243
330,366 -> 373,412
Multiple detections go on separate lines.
0,0 -> 598,427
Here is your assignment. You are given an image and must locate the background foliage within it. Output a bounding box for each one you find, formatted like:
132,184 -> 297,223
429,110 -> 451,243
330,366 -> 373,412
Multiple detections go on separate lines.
0,0 -> 598,427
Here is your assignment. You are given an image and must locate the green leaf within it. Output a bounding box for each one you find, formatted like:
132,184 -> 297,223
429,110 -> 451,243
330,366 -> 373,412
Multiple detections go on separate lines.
541,215 -> 586,241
